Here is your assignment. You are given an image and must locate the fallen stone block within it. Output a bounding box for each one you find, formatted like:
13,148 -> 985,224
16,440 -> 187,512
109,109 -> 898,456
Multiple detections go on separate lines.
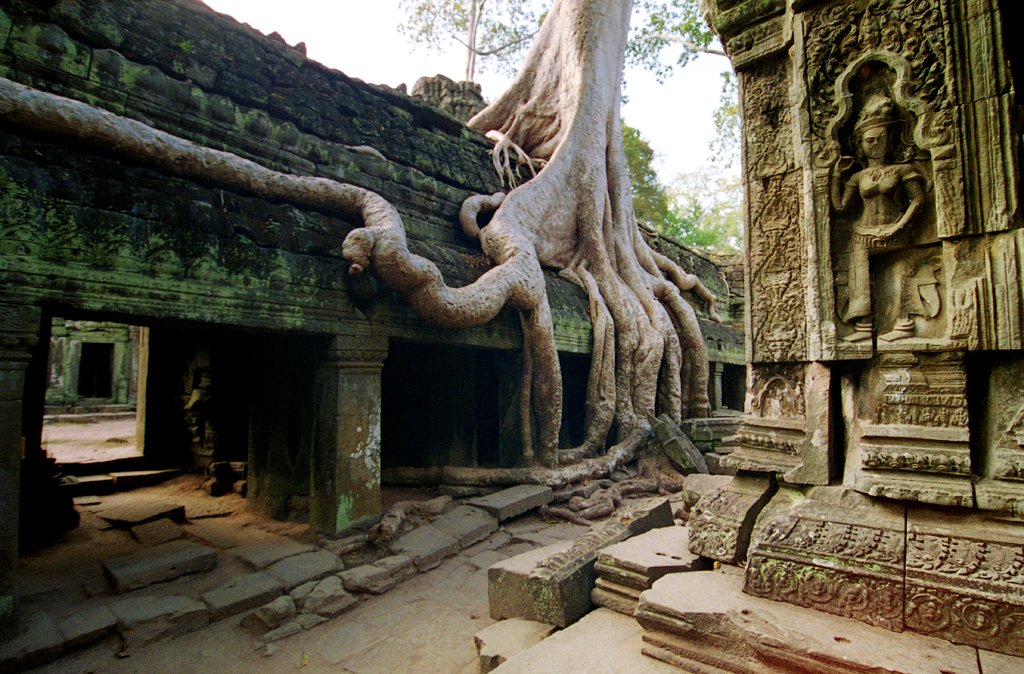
110,595 -> 209,648
636,570 -> 978,674
201,572 -> 284,621
103,540 -> 218,593
391,524 -> 460,571
651,414 -> 708,474
679,474 -> 733,509
466,485 -> 554,521
488,498 -> 673,627
339,564 -> 393,594
431,505 -> 499,549
233,538 -> 314,570
95,499 -> 185,528
0,609 -> 64,671
688,472 -> 776,564
302,576 -> 357,617
130,518 -> 184,546
63,474 -> 115,496
58,605 -> 117,650
240,595 -> 296,634
265,550 -> 342,591
474,618 -> 556,673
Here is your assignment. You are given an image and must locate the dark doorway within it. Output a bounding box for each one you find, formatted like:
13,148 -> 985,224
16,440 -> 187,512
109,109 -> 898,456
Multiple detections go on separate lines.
77,342 -> 114,399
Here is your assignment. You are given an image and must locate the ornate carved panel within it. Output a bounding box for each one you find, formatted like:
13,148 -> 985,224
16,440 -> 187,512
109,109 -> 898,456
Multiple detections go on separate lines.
688,473 -> 777,564
744,486 -> 907,631
727,362 -> 831,484
846,352 -> 974,507
975,355 -> 1024,516
905,507 -> 1024,656
747,171 -> 807,362
741,57 -> 795,180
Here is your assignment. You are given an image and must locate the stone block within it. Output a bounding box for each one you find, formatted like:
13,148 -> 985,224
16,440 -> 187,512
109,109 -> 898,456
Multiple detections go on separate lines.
130,518 -> 184,546
636,571 -> 978,674
488,498 -> 673,627
265,550 -> 342,591
688,472 -> 776,564
744,486 -> 907,632
591,577 -> 643,616
110,595 -> 209,648
465,485 -> 554,521
474,618 -> 556,673
95,499 -> 185,528
904,506 -> 1024,657
103,540 -> 218,593
339,564 -> 392,594
58,605 -> 116,650
391,524 -> 460,571
201,572 -> 284,621
979,649 -> 1024,674
63,474 -> 115,496
302,576 -> 357,617
374,554 -> 414,581
651,414 -> 708,474
233,538 -> 314,570
0,609 -> 63,671
679,474 -> 733,509
240,596 -> 296,634
430,505 -> 498,549
705,452 -> 737,475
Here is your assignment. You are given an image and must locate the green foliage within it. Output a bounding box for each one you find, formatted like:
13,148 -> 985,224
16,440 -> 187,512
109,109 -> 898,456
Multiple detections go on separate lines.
622,122 -> 674,229
709,70 -> 740,167
661,168 -> 743,254
626,0 -> 718,82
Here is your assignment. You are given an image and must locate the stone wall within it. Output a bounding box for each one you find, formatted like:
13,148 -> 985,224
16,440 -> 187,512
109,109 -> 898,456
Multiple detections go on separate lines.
700,0 -> 1024,657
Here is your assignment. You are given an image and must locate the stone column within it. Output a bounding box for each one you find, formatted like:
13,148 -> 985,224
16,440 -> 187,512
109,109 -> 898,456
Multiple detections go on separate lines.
310,335 -> 387,534
0,302 -> 41,633
709,362 -> 724,412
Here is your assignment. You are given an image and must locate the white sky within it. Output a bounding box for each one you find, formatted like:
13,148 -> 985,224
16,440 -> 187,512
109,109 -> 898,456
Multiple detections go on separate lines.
199,0 -> 733,180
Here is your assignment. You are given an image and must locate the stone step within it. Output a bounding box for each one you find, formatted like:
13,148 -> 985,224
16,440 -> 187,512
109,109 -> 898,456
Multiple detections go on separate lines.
635,569 -> 995,674
103,540 -> 217,593
94,499 -> 186,528
475,618 -> 557,673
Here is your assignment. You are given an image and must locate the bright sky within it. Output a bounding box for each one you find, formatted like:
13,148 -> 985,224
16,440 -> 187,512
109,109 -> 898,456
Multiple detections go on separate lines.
200,0 -> 733,181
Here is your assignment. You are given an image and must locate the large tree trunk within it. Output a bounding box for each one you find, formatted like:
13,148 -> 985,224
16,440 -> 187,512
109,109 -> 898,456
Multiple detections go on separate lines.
344,0 -> 718,468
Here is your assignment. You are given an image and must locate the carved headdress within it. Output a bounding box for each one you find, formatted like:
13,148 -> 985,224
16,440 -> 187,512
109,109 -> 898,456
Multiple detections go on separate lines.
854,93 -> 896,137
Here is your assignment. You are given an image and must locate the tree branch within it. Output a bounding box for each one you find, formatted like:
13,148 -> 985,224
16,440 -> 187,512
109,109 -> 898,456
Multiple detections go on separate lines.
453,31 -> 537,58
636,32 -> 727,57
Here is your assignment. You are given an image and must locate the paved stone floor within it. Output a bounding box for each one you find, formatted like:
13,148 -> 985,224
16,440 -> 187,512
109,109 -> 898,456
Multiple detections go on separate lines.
13,476 -> 615,673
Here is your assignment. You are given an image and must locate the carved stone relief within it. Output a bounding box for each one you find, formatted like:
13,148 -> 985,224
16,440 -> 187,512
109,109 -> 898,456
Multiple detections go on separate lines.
727,362 -> 831,484
741,57 -> 794,180
688,472 -> 777,564
845,352 -> 974,507
975,355 -> 1024,516
744,486 -> 907,631
748,171 -> 807,362
905,507 -> 1024,656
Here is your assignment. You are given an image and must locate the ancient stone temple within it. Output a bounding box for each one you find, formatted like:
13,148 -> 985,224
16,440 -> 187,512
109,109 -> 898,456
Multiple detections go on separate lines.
685,0 -> 1024,662
0,0 -> 740,631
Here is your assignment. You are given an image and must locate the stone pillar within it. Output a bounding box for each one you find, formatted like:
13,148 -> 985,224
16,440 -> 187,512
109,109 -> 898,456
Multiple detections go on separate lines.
310,335 -> 387,534
709,362 -> 724,411
0,302 -> 41,633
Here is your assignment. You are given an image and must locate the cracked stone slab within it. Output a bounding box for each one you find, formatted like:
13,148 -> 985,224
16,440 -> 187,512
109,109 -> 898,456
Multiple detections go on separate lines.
339,564 -> 393,594
103,540 -> 217,593
594,525 -> 707,592
302,576 -> 357,617
264,550 -> 342,591
130,518 -> 184,546
201,572 -> 284,621
430,505 -> 499,549
110,595 -> 209,648
466,485 -> 554,521
391,524 -> 460,571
